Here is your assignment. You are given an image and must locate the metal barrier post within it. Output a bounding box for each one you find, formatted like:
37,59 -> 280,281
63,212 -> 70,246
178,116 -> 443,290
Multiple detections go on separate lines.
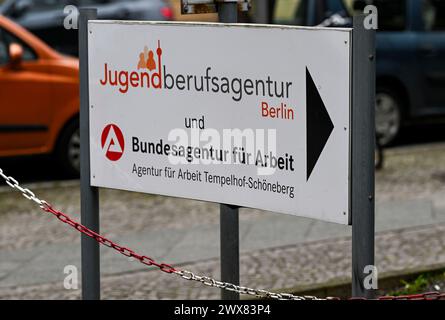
351,15 -> 376,298
218,0 -> 240,301
79,8 -> 100,300
220,203 -> 240,300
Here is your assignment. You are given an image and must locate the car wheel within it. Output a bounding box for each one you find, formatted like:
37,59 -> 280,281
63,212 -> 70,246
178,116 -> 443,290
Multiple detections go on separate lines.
375,88 -> 403,146
56,119 -> 80,177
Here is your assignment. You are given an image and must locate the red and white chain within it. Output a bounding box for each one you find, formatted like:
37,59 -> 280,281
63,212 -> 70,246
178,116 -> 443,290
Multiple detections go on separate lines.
0,168 -> 323,300
2,168 -> 445,300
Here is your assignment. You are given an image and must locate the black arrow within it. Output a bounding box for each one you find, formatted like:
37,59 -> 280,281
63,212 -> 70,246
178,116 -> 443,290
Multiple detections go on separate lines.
306,67 -> 334,181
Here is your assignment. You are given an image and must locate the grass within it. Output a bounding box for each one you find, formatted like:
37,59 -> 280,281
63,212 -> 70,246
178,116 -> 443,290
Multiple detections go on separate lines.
388,270 -> 445,296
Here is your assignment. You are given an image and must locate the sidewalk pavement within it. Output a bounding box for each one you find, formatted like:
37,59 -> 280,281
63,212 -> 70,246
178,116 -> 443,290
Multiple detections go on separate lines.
0,195 -> 444,291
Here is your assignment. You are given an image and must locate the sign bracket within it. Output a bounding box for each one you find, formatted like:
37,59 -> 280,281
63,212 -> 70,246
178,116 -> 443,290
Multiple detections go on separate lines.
181,0 -> 250,15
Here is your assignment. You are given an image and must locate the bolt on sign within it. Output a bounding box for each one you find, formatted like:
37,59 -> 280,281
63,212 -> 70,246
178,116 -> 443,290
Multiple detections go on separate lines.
88,21 -> 352,225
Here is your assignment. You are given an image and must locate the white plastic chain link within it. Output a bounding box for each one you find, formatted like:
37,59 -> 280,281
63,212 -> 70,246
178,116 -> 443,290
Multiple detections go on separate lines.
173,270 -> 325,300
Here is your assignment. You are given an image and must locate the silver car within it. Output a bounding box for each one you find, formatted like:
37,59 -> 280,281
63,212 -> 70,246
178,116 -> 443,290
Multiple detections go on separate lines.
0,0 -> 174,55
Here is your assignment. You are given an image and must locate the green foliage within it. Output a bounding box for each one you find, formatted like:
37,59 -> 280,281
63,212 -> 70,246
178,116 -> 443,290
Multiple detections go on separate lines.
389,271 -> 445,296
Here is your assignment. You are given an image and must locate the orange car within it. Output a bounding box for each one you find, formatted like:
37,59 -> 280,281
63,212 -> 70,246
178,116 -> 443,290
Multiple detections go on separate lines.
0,15 -> 79,175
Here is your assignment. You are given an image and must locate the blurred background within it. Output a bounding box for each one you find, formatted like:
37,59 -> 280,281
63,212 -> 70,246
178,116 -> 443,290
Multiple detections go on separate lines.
1,0 -> 445,179
0,0 -> 445,299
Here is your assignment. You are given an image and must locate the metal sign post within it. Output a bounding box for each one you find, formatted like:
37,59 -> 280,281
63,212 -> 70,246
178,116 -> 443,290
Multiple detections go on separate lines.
79,8 -> 100,300
351,15 -> 376,298
218,0 -> 240,301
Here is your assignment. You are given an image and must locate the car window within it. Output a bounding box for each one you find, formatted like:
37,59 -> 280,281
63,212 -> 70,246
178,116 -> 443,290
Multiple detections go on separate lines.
273,0 -> 308,25
78,0 -> 136,4
422,0 -> 445,31
0,33 -> 7,66
29,0 -> 72,12
0,28 -> 37,65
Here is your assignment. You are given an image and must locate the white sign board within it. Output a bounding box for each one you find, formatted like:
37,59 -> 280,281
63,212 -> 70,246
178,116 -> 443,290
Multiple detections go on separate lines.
88,21 -> 352,225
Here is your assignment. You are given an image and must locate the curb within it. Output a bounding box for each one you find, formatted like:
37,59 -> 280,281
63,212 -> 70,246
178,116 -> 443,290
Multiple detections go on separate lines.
279,263 -> 445,299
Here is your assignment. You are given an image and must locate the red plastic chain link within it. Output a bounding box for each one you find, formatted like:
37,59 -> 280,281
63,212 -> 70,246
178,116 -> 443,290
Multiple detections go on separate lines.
41,202 -> 177,274
377,292 -> 445,300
